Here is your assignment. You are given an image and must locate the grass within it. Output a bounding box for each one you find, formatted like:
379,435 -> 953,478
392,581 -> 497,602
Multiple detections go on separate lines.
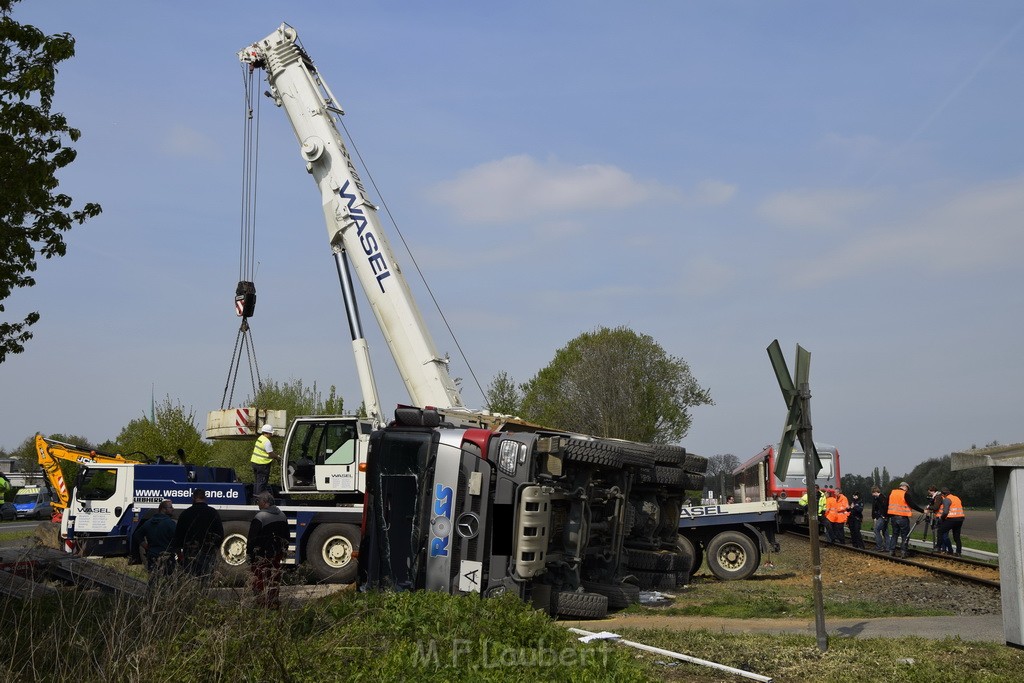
5,582 -> 1019,683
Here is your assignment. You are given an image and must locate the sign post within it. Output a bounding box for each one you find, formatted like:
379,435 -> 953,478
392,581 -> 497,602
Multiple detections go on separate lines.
767,339 -> 828,652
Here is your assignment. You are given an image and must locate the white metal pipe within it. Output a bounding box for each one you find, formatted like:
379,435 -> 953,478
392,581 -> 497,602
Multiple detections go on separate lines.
568,627 -> 773,682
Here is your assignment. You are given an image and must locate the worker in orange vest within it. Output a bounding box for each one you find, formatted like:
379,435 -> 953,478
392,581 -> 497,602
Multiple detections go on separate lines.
937,488 -> 966,556
887,482 -> 925,557
825,488 -> 850,544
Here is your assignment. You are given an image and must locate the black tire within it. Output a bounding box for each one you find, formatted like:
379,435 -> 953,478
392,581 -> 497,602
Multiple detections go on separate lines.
691,542 -> 704,578
652,444 -> 687,466
629,569 -> 676,591
563,438 -> 624,470
602,440 -> 656,467
674,535 -> 695,586
685,473 -> 706,491
706,530 -> 760,581
582,580 -> 640,610
638,465 -> 687,487
306,523 -> 359,584
684,454 -> 709,474
624,547 -> 676,572
217,521 -> 251,586
551,590 -> 608,619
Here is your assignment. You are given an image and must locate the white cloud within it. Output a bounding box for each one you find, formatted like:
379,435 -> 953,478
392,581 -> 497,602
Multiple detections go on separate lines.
690,180 -> 737,207
160,124 -> 221,161
788,176 -> 1024,286
757,188 -> 876,230
677,255 -> 737,297
430,155 -> 673,223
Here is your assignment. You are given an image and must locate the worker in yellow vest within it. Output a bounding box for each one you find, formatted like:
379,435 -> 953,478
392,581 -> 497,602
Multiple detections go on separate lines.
887,482 -> 925,557
937,488 -> 966,556
251,423 -> 279,498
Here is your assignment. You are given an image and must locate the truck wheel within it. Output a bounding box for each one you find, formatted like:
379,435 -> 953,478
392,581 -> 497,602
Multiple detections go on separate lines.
306,523 -> 359,584
652,444 -> 687,466
674,535 -> 695,586
551,590 -> 608,619
563,438 -> 624,470
684,454 -> 709,474
217,521 -> 250,586
628,569 -> 676,591
582,580 -> 640,610
685,473 -> 706,491
706,531 -> 759,581
690,542 -> 704,578
624,547 -> 676,571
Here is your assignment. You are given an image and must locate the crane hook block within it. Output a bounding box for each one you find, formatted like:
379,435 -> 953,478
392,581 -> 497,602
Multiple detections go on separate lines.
235,281 -> 257,318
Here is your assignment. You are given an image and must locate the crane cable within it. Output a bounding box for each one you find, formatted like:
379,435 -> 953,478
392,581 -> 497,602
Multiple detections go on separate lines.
220,65 -> 263,409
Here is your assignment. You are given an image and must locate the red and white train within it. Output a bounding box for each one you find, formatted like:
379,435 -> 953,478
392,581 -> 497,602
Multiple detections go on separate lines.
732,442 -> 841,527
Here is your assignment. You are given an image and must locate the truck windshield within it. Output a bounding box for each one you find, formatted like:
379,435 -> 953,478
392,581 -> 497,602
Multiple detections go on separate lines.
365,431 -> 434,589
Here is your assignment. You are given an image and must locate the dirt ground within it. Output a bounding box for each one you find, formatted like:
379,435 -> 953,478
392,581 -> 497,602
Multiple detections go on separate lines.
687,534 -> 1003,617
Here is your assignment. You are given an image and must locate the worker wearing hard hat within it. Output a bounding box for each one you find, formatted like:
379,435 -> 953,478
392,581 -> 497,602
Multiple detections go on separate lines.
251,423 -> 279,498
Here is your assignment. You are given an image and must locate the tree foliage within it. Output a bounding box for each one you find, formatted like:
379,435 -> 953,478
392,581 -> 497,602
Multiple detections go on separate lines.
115,397 -> 211,464
519,326 -> 712,443
0,1 -> 102,361
485,371 -> 522,415
706,453 -> 740,498
251,378 -> 344,419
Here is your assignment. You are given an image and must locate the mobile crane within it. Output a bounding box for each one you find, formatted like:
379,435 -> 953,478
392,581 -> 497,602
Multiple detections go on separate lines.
60,25 -> 773,598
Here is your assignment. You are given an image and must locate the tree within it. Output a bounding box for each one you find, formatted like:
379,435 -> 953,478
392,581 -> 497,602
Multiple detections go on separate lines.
519,326 -> 713,443
116,397 -> 211,464
707,453 -> 740,499
485,371 -> 522,415
0,1 -> 102,361
251,378 -> 343,419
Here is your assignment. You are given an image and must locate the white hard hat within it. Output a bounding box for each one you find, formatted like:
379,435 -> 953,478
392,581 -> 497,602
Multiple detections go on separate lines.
260,424 -> 274,434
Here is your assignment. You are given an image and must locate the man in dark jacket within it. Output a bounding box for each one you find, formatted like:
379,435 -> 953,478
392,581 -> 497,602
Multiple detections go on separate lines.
870,487 -> 889,551
132,499 -> 177,585
170,488 -> 224,585
847,492 -> 865,548
247,491 -> 289,608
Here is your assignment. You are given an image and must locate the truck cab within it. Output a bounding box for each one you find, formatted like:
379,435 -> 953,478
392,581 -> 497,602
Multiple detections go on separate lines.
280,416 -> 373,500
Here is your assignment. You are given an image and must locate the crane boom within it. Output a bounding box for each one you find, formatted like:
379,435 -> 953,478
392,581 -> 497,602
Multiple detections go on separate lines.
239,24 -> 466,416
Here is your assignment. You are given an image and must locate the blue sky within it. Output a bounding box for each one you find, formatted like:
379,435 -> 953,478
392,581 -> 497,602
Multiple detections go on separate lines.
3,1 -> 1023,478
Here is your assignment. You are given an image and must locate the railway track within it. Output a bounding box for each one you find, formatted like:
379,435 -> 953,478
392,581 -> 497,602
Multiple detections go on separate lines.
783,529 -> 1001,590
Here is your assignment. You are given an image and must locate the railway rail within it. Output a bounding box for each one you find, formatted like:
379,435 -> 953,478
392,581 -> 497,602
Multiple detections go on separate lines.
783,529 -> 1001,590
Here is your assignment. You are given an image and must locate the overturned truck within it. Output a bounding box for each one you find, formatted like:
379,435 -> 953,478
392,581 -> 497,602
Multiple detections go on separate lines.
360,407 -> 722,619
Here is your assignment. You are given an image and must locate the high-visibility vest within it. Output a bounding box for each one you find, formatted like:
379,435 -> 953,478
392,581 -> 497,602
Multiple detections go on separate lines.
888,489 -> 911,517
945,494 -> 965,519
834,494 -> 850,523
824,496 -> 840,523
250,434 -> 273,465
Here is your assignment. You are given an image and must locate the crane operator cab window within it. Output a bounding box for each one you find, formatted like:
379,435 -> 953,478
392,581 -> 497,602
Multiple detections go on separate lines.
286,420 -> 359,491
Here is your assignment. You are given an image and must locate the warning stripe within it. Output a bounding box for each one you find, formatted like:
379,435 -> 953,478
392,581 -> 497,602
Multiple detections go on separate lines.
235,408 -> 250,435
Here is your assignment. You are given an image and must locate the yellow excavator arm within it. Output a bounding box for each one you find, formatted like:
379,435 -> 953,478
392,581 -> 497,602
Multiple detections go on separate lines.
34,433 -> 139,519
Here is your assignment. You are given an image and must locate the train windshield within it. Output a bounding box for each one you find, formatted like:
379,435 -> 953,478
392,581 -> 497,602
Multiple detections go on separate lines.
785,450 -> 834,480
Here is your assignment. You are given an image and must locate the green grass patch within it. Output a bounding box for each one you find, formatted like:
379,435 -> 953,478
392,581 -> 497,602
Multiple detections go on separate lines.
0,528 -> 33,543
615,628 -> 1024,682
2,582 -> 650,682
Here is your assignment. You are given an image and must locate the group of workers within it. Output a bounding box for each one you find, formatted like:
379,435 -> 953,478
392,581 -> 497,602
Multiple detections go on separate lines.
801,481 -> 966,558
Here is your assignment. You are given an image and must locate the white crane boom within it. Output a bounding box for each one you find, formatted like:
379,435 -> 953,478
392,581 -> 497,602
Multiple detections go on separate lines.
239,24 -> 466,418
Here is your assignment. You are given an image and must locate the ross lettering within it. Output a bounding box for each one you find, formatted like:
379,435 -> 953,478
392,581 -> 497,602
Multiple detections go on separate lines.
430,536 -> 450,557
433,484 -> 453,517
429,484 -> 455,557
338,180 -> 391,292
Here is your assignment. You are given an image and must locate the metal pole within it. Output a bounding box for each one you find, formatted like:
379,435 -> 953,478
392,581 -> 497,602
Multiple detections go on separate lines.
798,383 -> 828,652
